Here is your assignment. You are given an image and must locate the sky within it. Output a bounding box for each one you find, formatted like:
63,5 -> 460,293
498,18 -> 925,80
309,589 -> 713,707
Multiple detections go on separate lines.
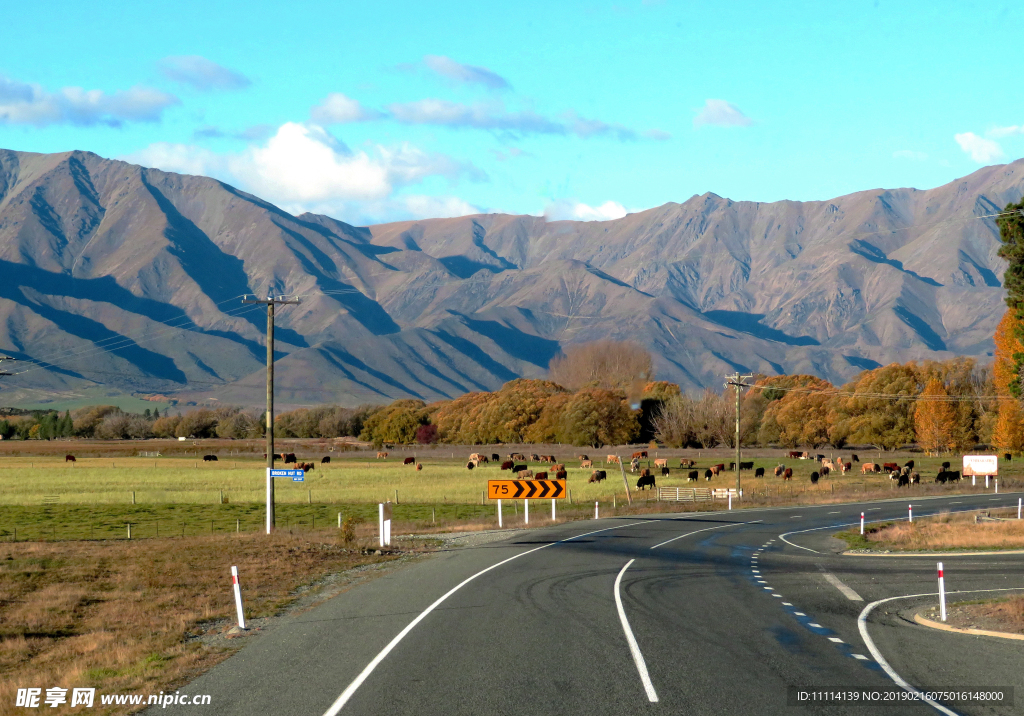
1,0 -> 1022,226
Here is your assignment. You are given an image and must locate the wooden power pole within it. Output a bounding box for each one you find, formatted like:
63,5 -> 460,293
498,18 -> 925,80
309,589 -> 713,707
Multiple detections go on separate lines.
243,294 -> 300,533
724,373 -> 753,499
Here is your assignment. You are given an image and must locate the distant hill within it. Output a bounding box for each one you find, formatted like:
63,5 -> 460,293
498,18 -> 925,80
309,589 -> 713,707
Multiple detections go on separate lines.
0,148 -> 1018,408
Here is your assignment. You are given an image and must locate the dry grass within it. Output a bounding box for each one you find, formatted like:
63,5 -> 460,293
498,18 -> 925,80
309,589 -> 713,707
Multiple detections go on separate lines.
861,511 -> 1024,551
0,531 -> 406,716
979,595 -> 1024,631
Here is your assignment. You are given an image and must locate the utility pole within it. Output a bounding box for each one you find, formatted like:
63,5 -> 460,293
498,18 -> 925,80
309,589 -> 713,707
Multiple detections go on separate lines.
243,294 -> 301,533
724,373 -> 753,499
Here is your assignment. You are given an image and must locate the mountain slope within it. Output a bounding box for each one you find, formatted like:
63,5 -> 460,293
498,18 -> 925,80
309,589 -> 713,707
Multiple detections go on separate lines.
0,148 -> 1018,408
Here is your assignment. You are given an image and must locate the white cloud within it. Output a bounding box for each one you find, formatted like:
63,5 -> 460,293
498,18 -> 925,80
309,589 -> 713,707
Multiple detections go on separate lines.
310,93 -> 381,124
955,132 -> 1004,163
125,122 -> 483,224
0,75 -> 178,127
157,56 -> 250,91
423,55 -> 510,90
545,199 -> 629,221
893,149 -> 928,161
693,99 -> 753,128
989,125 -> 1024,138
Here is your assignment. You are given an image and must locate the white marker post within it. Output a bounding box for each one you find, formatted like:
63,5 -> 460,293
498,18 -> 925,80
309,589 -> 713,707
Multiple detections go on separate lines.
995,478 -> 998,494
595,501 -> 599,519
728,492 -> 732,511
908,504 -> 913,523
524,499 -> 529,525
1018,498 -> 1022,520
378,502 -> 392,547
498,499 -> 503,528
985,475 -> 990,489
552,499 -> 556,521
937,562 -> 947,622
860,512 -> 865,535
231,566 -> 246,629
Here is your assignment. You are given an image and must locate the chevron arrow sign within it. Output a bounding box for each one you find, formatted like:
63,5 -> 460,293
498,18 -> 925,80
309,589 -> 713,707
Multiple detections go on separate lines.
488,479 -> 567,500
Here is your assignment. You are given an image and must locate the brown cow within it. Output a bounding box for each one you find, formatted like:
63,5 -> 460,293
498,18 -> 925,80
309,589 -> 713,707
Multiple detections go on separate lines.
788,451 -> 802,458
589,470 -> 607,483
535,471 -> 548,480
404,457 -> 415,465
555,470 -> 567,480
552,463 -> 565,472
65,454 -> 76,462
416,463 -> 423,471
883,462 -> 899,472
631,451 -> 644,460
376,451 -> 388,459
577,454 -> 589,461
517,469 -> 534,478
530,454 -> 540,461
607,455 -> 620,464
654,458 -> 668,468
711,463 -> 725,476
580,459 -> 593,468
862,463 -> 878,474
500,460 -> 514,470
783,468 -> 793,480
679,458 -> 694,468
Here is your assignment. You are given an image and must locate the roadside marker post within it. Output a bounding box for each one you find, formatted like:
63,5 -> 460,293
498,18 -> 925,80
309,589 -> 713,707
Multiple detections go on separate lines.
985,475 -> 990,489
908,505 -> 913,523
860,512 -> 865,535
937,562 -> 947,622
1018,498 -> 1022,520
231,566 -> 246,629
497,499 -> 503,528
994,478 -> 998,494
525,499 -> 529,525
551,498 -> 556,521
378,502 -> 392,547
595,501 -> 599,519
728,493 -> 732,511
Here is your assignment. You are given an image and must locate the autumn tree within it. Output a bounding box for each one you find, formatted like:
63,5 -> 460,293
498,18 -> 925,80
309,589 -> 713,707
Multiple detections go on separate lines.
829,364 -> 919,450
754,375 -> 835,447
548,340 -> 653,393
993,310 -> 1024,453
554,388 -> 639,447
359,400 -> 429,446
654,389 -> 731,448
914,378 -> 956,454
638,381 -> 681,443
993,400 -> 1024,454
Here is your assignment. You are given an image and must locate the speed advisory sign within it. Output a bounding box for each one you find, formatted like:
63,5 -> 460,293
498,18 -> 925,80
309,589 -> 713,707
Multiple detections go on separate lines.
488,479 -> 566,499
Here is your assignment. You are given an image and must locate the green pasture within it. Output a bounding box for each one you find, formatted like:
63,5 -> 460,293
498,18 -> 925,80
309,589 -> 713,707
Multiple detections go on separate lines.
0,453 -> 1016,508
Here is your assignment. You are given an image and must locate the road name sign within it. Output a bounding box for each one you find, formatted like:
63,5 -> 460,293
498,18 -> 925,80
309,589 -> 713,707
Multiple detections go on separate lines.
488,479 -> 566,500
962,455 -> 998,476
268,468 -> 305,480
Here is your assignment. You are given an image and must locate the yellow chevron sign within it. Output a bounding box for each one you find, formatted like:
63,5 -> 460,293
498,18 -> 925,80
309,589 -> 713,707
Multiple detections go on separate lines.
488,479 -> 566,499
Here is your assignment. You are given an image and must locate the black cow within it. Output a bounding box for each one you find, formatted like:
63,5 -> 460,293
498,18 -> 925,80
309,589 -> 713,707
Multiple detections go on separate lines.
491,453 -> 500,462
321,456 -> 331,464
904,460 -> 915,470
739,461 -> 754,471
284,453 -> 297,464
466,461 -> 475,470
810,471 -> 819,484
661,466 -> 670,476
754,467 -> 765,478
942,461 -> 951,470
1005,453 -> 1013,461
947,470 -> 961,483
728,462 -> 735,471
512,464 -> 526,473
555,470 -> 567,480
820,465 -> 830,476
897,473 -> 910,487
852,454 -> 859,462
704,468 -> 713,480
636,474 -> 656,490
815,454 -> 825,461
589,470 -> 607,483
688,470 -> 699,482
203,454 -> 218,461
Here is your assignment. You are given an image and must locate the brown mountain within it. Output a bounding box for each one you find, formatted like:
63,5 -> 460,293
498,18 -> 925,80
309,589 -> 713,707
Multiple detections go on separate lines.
0,148 -> 1018,408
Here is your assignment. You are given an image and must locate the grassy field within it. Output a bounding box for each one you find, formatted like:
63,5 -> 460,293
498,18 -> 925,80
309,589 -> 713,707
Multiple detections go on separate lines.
0,448 -> 1016,507
836,509 -> 1024,551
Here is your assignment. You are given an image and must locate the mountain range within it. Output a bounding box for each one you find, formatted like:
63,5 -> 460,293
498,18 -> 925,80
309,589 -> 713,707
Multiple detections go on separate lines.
0,148 -> 1019,408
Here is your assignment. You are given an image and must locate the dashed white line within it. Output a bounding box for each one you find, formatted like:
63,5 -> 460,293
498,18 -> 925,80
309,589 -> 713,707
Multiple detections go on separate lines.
794,612 -> 805,616
782,602 -> 792,606
614,559 -> 659,703
828,637 -> 844,643
763,586 -> 773,590
828,511 -> 840,514
648,519 -> 761,550
808,622 -> 824,628
772,594 -> 783,598
852,654 -> 869,660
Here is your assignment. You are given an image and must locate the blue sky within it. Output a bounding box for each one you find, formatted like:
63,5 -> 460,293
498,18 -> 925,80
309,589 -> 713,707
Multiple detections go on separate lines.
2,0 -> 1022,225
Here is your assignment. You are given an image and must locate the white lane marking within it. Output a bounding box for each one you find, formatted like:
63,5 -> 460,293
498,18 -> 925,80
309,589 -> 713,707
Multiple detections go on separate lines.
648,519 -> 761,550
790,516 -> 802,519
820,571 -> 864,601
782,602 -> 792,606
868,508 -> 881,511
828,637 -> 844,643
763,586 -> 773,590
320,520 -> 657,715
772,594 -> 783,598
614,559 -> 659,703
828,511 -> 840,514
808,622 -> 823,628
794,612 -> 805,616
852,654 -> 869,660
857,588 -> 1024,716
950,501 -> 962,504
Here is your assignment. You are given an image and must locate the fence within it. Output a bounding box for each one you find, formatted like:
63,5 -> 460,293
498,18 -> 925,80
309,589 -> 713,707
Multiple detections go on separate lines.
657,487 -> 713,502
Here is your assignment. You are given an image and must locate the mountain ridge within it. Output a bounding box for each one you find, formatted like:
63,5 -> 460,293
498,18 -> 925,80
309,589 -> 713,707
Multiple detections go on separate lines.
0,148 -> 1018,408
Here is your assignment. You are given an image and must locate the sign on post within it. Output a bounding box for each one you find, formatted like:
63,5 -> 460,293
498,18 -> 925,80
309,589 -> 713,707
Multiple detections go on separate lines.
488,479 -> 566,500
962,455 -> 997,476
269,468 -> 305,481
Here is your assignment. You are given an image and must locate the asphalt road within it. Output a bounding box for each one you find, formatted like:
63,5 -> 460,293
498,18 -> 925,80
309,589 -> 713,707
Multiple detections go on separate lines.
155,491 -> 1024,716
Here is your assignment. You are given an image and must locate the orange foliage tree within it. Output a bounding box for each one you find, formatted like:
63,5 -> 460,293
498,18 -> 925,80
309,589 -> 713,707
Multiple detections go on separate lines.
993,310 -> 1024,454
914,378 -> 955,454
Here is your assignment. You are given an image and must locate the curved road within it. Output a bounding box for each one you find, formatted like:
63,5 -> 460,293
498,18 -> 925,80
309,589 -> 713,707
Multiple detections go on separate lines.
161,492 -> 1024,716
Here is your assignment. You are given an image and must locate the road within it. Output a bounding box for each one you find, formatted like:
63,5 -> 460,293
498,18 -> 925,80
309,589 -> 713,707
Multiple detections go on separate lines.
157,491 -> 1024,716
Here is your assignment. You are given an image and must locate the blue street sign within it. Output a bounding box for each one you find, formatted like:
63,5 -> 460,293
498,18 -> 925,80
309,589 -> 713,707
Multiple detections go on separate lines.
269,469 -> 304,478
292,476 -> 304,482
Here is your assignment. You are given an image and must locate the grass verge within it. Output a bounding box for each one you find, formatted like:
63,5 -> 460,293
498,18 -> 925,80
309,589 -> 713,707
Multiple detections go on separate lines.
835,510 -> 1024,551
0,531 -> 418,716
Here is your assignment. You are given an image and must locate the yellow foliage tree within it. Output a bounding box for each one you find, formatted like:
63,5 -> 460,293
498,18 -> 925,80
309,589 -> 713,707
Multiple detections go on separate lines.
914,378 -> 955,454
993,309 -> 1024,454
993,400 -> 1024,455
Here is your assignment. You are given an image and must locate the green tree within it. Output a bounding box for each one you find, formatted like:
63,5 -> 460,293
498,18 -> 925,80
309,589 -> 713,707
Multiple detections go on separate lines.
997,197 -> 1024,397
